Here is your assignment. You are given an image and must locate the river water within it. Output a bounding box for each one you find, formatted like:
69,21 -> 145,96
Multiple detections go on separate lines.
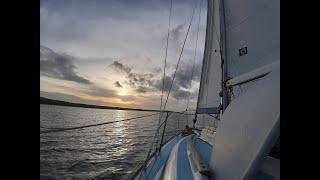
40,104 -> 193,179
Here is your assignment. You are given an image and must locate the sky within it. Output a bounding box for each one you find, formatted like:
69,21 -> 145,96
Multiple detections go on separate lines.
40,0 -> 207,111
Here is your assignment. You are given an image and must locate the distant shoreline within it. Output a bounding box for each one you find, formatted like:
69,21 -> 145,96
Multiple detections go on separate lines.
40,97 -> 168,112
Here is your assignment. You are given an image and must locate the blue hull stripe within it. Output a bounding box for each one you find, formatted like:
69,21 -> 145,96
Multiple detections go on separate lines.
176,138 -> 193,180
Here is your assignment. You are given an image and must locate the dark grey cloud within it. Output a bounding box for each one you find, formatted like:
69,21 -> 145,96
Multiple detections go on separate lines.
114,81 -> 123,88
151,75 -> 192,100
135,86 -> 148,93
171,23 -> 185,42
175,61 -> 202,88
153,76 -> 178,92
172,89 -> 191,100
152,67 -> 162,74
110,61 -> 132,74
127,72 -> 154,87
110,61 -> 153,88
40,45 -> 91,84
110,60 -> 199,100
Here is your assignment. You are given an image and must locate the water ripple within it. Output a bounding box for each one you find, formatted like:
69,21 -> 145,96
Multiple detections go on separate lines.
40,105 -> 163,179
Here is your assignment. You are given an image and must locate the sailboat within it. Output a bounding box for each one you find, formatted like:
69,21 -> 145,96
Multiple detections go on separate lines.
131,0 -> 280,179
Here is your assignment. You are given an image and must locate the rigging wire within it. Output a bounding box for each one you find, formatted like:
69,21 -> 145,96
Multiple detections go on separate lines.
40,113 -> 160,134
155,0 -> 198,142
143,1 -> 198,177
155,0 -> 174,150
143,0 -> 174,169
159,0 -> 173,113
40,111 -> 194,135
186,0 -> 202,112
207,113 -> 219,119
145,110 -> 195,178
161,2 -> 197,113
146,0 -> 198,166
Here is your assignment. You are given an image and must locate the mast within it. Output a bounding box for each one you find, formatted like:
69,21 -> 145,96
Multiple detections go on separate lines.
220,0 -> 229,112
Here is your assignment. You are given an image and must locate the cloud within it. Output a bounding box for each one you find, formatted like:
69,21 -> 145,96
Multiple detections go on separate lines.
135,86 -> 148,93
40,45 -> 91,84
40,0 -> 208,110
152,67 -> 162,74
110,60 -> 199,100
126,72 -> 154,87
85,86 -> 115,97
175,61 -> 202,88
171,23 -> 185,42
110,61 -> 154,88
83,85 -> 135,102
152,75 -> 178,92
114,81 -> 123,88
151,75 -> 191,100
172,89 -> 191,100
110,61 -> 132,74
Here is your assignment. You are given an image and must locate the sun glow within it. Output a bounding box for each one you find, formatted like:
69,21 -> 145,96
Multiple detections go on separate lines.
118,92 -> 127,96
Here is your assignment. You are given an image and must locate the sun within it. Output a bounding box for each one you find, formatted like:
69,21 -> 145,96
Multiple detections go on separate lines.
118,92 -> 127,96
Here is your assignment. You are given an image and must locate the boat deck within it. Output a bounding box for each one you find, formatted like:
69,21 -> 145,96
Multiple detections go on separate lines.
135,131 -> 213,180
134,131 -> 279,180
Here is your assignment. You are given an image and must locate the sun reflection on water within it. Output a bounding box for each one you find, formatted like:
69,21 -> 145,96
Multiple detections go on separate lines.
40,106 -> 153,179
111,110 -> 132,156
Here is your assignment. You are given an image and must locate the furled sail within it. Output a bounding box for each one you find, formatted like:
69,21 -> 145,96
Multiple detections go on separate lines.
196,0 -> 222,115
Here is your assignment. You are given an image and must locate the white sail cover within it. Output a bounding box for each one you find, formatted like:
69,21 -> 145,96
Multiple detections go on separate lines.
206,0 -> 280,178
224,0 -> 280,78
211,63 -> 280,179
196,0 -> 222,114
